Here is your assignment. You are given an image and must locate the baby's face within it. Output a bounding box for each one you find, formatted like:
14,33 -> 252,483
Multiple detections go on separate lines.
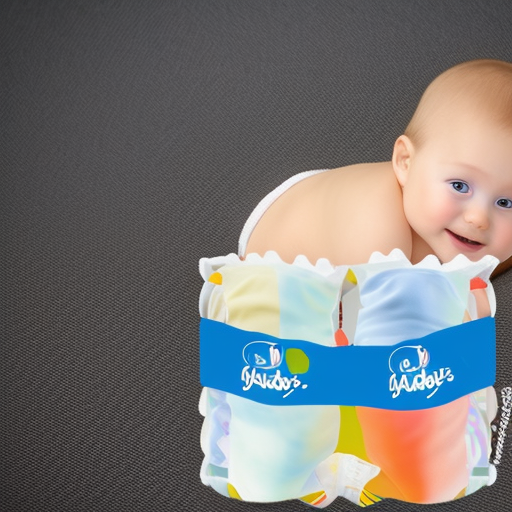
400,113 -> 512,263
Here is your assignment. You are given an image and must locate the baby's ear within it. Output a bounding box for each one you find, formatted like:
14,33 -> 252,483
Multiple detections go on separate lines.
392,135 -> 414,186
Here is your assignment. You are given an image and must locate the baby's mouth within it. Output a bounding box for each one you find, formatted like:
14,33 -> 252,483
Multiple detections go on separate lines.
446,230 -> 484,249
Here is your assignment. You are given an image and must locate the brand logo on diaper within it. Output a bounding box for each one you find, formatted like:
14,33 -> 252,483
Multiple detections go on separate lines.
240,341 -> 308,399
388,345 -> 454,399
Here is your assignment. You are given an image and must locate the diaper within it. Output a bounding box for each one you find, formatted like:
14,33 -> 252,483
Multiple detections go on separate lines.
198,250 -> 499,507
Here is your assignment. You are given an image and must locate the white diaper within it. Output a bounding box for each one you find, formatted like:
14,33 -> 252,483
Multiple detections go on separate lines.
198,249 -> 499,506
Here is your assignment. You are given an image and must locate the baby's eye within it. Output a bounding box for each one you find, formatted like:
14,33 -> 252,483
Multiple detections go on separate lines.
450,181 -> 470,193
496,198 -> 512,209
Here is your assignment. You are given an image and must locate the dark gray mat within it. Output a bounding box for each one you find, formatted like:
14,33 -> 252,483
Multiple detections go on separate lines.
2,1 -> 511,510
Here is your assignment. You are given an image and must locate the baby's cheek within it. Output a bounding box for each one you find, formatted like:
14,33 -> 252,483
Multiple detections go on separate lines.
493,221 -> 512,259
428,198 -> 458,225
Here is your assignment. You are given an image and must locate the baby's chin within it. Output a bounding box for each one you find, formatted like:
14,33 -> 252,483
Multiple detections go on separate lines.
435,246 -> 487,264
439,248 -> 503,265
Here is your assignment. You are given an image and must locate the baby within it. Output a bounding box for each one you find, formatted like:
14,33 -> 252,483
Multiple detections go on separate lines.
241,59 -> 512,276
238,59 -> 512,503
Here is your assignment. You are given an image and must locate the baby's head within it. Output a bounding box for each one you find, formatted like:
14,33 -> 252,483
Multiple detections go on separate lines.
392,59 -> 512,266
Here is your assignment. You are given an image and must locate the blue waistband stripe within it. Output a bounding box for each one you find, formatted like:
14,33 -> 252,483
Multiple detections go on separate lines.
200,317 -> 496,410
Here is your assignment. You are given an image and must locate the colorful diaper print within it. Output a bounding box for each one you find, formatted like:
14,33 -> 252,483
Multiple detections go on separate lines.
198,250 -> 499,507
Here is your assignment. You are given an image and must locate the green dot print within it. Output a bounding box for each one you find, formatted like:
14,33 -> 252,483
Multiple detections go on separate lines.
285,348 -> 310,374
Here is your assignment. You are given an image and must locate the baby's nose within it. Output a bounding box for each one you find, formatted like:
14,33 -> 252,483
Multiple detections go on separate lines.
464,204 -> 489,230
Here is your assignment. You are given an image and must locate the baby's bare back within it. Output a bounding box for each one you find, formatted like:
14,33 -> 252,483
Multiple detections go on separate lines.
245,162 -> 413,265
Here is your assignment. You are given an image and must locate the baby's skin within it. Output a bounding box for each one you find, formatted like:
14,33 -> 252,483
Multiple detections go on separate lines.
246,161 -> 410,264
247,60 -> 512,272
243,59 -> 512,503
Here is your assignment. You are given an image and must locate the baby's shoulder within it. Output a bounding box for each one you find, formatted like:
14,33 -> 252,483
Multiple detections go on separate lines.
280,162 -> 397,197
324,161 -> 399,190
283,162 -> 402,214
327,162 -> 412,261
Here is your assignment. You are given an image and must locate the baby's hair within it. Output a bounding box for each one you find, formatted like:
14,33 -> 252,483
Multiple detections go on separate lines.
405,59 -> 512,148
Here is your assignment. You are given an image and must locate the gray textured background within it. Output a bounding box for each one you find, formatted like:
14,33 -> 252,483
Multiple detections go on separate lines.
2,1 -> 511,511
